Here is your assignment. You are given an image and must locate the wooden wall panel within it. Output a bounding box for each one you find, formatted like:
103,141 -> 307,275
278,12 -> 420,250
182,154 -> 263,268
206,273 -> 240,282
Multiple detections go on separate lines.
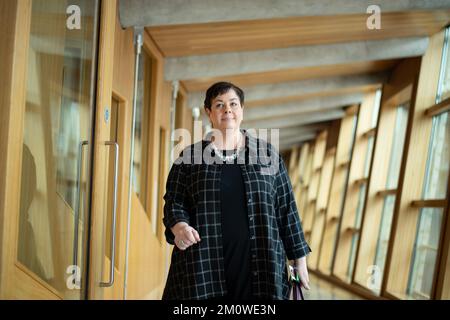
148,11 -> 450,57
125,27 -> 171,300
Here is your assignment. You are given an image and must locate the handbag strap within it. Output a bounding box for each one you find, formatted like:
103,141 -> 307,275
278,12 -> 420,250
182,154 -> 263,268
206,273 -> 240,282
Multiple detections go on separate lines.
293,269 -> 305,300
296,282 -> 305,300
289,265 -> 305,300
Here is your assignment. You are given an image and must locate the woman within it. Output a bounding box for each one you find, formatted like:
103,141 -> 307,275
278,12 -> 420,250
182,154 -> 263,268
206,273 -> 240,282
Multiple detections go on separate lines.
162,82 -> 311,300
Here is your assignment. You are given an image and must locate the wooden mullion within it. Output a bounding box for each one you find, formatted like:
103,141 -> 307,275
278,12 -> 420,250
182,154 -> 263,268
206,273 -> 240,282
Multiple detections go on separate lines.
329,216 -> 339,223
345,104 -> 359,116
410,199 -> 447,208
326,147 -> 337,156
362,127 -> 376,139
425,96 -> 450,117
346,227 -> 360,234
338,160 -> 350,168
354,177 -> 368,186
376,189 -> 397,197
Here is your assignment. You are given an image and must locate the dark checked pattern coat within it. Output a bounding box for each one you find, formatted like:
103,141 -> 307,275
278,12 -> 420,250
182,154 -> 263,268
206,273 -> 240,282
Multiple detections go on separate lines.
162,130 -> 311,300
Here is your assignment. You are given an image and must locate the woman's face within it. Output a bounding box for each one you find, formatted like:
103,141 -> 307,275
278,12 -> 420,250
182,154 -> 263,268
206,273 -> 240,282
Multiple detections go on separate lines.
205,89 -> 244,132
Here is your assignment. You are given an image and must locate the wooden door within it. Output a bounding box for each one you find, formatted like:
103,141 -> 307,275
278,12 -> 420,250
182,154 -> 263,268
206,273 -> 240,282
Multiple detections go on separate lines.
0,0 -> 172,300
0,0 -> 123,299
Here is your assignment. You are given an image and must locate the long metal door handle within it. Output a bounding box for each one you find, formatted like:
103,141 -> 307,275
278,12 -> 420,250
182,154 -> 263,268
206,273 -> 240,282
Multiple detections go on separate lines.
73,140 -> 89,275
100,141 -> 119,287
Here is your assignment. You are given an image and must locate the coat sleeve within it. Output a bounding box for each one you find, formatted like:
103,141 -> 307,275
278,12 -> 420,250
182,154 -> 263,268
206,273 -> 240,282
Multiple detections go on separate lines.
275,154 -> 312,260
162,159 -> 191,245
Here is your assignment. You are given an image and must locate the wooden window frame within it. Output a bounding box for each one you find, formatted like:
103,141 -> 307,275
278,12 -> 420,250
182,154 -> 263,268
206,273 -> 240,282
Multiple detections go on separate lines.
333,92 -> 378,282
353,66 -> 419,294
383,29 -> 448,300
317,106 -> 359,275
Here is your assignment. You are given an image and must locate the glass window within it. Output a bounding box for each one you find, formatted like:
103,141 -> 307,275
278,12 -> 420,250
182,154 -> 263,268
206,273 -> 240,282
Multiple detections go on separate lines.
348,114 -> 358,160
371,89 -> 382,128
153,127 -> 167,235
133,50 -> 152,209
437,26 -> 450,103
422,111 -> 450,199
363,135 -> 374,178
354,183 -> 367,229
347,231 -> 360,282
373,194 -> 396,293
347,183 -> 367,280
407,208 -> 444,299
17,0 -> 99,298
386,102 -> 410,189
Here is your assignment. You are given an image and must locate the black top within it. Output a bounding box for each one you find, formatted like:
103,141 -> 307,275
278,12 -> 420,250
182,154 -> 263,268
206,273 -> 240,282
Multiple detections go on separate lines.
219,149 -> 253,300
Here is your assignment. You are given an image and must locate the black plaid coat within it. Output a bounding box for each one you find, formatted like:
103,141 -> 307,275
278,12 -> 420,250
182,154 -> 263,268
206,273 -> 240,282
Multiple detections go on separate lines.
162,131 -> 311,300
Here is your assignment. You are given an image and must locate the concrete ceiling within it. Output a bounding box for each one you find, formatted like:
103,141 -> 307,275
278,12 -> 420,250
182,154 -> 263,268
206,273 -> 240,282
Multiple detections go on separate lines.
118,0 -> 450,150
119,0 -> 450,27
164,38 -> 428,81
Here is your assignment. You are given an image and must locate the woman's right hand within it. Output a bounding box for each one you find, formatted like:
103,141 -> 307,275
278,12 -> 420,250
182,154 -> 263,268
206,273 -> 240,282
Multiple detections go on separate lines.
171,221 -> 201,250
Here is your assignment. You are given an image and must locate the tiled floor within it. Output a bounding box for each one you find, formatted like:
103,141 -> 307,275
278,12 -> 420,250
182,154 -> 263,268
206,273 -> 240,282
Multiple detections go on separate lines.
302,273 -> 363,300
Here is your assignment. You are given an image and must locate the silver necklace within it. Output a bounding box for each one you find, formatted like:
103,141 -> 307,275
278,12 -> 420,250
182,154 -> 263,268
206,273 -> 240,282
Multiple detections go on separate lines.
211,133 -> 244,162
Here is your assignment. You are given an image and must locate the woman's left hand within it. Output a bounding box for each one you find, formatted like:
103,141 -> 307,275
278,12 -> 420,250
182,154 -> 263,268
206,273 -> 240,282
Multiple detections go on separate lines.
291,256 -> 310,290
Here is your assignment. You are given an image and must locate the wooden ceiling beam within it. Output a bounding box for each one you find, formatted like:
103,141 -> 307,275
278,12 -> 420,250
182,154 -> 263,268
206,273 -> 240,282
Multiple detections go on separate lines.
148,10 -> 450,57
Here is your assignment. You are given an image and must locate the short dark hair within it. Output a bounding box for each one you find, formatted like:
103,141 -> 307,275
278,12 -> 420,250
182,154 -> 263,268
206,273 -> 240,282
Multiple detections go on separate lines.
203,82 -> 245,110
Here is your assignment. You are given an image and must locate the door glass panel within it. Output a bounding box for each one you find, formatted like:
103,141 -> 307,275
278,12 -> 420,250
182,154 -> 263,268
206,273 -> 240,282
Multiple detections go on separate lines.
133,49 -> 152,210
18,0 -> 99,299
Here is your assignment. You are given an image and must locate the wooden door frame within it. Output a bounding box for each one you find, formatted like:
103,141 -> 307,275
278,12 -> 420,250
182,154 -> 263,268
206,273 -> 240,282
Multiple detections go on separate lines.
87,0 -> 117,299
